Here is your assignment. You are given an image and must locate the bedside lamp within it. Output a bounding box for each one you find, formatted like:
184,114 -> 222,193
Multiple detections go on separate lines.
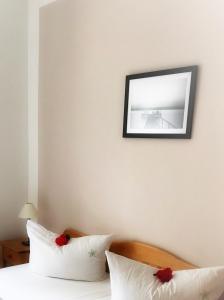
19,202 -> 38,246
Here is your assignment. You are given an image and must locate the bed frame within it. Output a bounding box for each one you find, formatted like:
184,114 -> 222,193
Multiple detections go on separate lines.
64,228 -> 197,271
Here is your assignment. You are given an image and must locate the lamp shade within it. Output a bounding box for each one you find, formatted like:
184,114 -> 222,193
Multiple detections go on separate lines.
19,203 -> 38,220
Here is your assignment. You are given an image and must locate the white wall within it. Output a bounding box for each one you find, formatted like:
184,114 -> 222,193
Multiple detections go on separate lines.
28,0 -> 39,208
39,0 -> 224,267
27,0 -> 57,209
0,0 -> 54,266
0,0 -> 28,242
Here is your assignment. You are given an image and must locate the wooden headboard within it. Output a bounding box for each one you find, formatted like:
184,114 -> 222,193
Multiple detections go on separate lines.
64,228 -> 196,271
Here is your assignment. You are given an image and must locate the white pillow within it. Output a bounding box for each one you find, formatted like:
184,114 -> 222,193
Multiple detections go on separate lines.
27,221 -> 112,281
106,251 -> 224,300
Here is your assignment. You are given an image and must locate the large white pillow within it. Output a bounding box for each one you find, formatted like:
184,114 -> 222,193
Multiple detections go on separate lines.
106,251 -> 224,300
27,221 -> 112,281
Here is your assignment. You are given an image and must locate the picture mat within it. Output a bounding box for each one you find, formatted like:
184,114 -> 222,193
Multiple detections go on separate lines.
126,72 -> 192,134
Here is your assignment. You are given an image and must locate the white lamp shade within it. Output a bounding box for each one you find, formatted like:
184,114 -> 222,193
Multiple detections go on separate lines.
19,203 -> 38,220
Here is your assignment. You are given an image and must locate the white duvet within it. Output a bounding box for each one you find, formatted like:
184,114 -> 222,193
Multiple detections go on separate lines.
0,264 -> 111,300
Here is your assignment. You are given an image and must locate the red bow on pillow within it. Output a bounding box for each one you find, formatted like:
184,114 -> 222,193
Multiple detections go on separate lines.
55,234 -> 71,246
154,267 -> 173,283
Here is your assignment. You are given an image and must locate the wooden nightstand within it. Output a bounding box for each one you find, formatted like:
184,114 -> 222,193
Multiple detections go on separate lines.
1,239 -> 30,267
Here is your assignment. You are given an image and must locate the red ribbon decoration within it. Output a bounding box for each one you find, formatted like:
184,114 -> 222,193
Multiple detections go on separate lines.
154,267 -> 173,283
55,234 -> 71,246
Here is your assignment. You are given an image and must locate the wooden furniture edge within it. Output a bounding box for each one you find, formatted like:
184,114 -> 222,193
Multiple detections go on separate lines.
0,238 -> 29,253
64,228 -> 197,271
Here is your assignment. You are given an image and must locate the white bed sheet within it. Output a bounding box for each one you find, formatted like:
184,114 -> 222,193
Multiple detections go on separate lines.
0,264 -> 111,300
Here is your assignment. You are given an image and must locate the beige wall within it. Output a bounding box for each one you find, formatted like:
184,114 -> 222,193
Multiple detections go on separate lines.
39,0 -> 224,267
0,0 -> 28,250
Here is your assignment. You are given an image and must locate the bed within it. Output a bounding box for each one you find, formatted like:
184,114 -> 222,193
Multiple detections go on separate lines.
0,228 -> 196,300
0,264 -> 110,300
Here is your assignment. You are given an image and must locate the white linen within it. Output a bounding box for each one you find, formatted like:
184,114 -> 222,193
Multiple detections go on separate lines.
106,251 -> 224,300
27,221 -> 112,281
0,264 -> 111,300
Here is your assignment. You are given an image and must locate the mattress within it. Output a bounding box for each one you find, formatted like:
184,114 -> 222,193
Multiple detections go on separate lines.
0,264 -> 111,300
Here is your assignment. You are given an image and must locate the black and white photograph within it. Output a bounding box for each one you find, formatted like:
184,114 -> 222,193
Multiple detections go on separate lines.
123,66 -> 198,138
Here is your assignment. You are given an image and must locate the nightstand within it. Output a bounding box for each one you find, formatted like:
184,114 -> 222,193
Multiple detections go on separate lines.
1,239 -> 30,267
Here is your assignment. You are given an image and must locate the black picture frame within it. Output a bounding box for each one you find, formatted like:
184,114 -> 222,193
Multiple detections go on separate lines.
123,66 -> 198,139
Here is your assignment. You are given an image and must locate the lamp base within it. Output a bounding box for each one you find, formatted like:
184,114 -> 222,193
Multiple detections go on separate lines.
22,238 -> 30,247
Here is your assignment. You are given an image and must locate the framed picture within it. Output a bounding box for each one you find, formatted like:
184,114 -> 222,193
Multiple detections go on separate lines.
123,66 -> 198,139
